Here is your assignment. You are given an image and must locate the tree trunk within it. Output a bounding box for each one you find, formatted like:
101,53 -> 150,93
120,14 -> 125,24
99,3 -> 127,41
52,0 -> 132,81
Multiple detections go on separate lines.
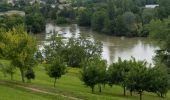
130,90 -> 132,96
103,84 -> 106,88
99,84 -> 102,93
139,91 -> 142,100
123,86 -> 126,96
161,93 -> 163,98
20,67 -> 25,83
91,86 -> 94,93
10,73 -> 13,80
54,77 -> 57,87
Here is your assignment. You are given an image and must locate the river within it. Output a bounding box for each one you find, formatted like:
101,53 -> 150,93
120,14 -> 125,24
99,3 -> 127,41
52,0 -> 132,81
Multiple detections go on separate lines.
35,23 -> 159,65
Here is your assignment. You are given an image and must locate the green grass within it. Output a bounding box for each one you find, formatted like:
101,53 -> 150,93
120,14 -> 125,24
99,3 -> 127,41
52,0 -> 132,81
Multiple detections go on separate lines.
0,84 -> 67,100
0,63 -> 170,100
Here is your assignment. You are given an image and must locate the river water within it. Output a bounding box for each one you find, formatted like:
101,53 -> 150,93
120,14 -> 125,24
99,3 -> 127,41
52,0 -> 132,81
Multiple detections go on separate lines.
35,23 -> 159,65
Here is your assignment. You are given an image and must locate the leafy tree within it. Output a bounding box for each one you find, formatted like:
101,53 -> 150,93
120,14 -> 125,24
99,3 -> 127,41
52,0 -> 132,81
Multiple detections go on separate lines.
45,57 -> 66,87
95,58 -> 107,92
126,60 -> 148,100
157,0 -> 170,19
64,34 -> 102,68
115,15 -> 128,36
146,17 -> 170,71
44,34 -> 65,64
91,10 -> 108,32
25,68 -> 35,83
0,62 -> 16,80
55,17 -> 69,24
77,8 -> 92,26
25,13 -> 45,33
142,9 -> 155,24
122,12 -> 138,36
147,65 -> 169,97
0,25 -> 37,82
108,58 -> 130,96
81,57 -> 106,93
0,14 -> 24,30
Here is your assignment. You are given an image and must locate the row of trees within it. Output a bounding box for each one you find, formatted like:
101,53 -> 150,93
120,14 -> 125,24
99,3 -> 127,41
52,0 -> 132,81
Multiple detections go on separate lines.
81,57 -> 169,100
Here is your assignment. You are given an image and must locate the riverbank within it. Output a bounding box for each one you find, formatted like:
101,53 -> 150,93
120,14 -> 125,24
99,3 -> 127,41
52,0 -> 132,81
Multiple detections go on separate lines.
0,64 -> 169,100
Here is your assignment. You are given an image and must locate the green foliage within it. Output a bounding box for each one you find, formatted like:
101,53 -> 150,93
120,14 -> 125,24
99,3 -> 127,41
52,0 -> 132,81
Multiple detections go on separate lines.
157,0 -> 170,19
126,60 -> 148,100
81,57 -> 107,93
142,9 -> 155,24
108,58 -> 130,96
91,10 -> 108,32
65,34 -> 102,67
147,65 -> 169,97
45,57 -> 66,87
44,34 -> 65,64
77,8 -> 92,26
55,17 -> 69,24
0,14 -> 24,30
0,25 -> 37,82
145,18 -> 168,41
44,33 -> 102,68
146,17 -> 170,71
0,61 -> 15,80
25,13 -> 45,33
25,68 -> 35,82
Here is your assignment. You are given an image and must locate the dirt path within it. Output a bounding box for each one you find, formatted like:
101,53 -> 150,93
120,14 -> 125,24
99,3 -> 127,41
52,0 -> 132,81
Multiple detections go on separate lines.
0,80 -> 83,100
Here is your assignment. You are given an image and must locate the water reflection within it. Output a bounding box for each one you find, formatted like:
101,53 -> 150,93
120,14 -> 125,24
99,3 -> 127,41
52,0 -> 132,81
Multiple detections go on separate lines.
35,23 -> 159,65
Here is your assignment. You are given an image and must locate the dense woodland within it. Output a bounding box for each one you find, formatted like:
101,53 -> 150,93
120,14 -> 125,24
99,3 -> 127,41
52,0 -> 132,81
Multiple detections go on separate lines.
0,0 -> 169,36
0,0 -> 170,100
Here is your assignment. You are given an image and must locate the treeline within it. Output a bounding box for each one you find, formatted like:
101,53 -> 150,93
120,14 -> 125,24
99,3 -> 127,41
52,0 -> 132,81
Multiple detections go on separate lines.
1,0 -> 170,36
76,0 -> 170,36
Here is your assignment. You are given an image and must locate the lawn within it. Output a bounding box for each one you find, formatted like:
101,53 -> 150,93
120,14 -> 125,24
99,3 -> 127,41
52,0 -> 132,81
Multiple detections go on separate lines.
0,63 -> 170,100
0,83 -> 68,100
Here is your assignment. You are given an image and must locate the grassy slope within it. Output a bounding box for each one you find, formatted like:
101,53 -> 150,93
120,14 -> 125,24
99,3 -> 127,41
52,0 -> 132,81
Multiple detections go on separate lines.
0,63 -> 170,100
0,84 -> 67,100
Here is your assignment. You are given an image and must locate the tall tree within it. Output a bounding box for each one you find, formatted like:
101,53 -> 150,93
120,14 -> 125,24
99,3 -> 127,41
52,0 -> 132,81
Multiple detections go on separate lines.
0,25 -> 37,82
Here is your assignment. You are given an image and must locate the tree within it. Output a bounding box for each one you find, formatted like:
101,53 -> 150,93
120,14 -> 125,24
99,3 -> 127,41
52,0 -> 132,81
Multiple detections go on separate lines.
147,65 -> 169,97
25,13 -> 45,33
0,62 -> 16,80
108,58 -> 130,96
0,14 -> 24,30
91,10 -> 108,32
142,9 -> 155,24
146,17 -> 170,72
44,34 -> 65,64
122,12 -> 138,36
0,25 -> 37,82
64,34 -> 102,68
81,57 -> 106,93
126,60 -> 148,100
96,58 -> 107,92
77,8 -> 92,26
157,0 -> 170,19
25,68 -> 35,83
45,57 -> 66,87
